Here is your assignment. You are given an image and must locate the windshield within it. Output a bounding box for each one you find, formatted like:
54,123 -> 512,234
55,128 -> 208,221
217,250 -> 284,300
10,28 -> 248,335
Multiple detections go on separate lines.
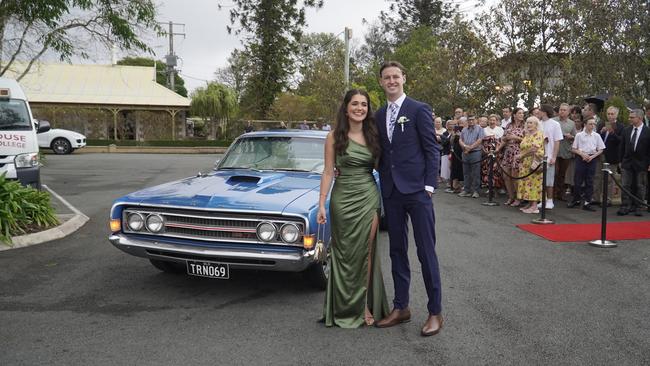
0,99 -> 32,130
219,136 -> 325,173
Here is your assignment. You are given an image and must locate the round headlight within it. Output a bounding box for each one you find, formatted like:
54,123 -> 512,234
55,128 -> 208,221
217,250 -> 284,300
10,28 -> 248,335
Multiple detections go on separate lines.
256,221 -> 277,242
280,223 -> 300,243
145,214 -> 165,233
127,213 -> 145,231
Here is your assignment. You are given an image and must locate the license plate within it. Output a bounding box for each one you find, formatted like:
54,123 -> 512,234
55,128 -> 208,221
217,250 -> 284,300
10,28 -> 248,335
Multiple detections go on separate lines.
186,260 -> 230,279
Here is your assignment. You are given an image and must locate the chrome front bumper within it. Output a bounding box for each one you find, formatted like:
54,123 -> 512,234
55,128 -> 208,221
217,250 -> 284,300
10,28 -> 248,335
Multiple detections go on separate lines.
109,234 -> 316,272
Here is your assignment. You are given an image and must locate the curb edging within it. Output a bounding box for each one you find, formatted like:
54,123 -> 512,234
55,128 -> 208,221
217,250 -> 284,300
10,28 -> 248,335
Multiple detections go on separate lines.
0,185 -> 89,251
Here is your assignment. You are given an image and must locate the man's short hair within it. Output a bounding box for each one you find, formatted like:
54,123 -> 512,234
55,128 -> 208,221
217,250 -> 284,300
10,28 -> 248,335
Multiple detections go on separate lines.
540,104 -> 555,118
607,106 -> 619,115
585,102 -> 599,113
379,61 -> 406,77
559,103 -> 570,109
630,109 -> 644,119
502,106 -> 512,112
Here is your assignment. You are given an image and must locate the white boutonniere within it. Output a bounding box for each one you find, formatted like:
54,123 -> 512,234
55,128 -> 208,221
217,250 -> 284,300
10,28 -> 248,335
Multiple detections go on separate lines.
397,116 -> 410,132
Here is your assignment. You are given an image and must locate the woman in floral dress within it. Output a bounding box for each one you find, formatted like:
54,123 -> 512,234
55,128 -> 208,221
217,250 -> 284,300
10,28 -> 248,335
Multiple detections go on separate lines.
516,116 -> 545,214
497,107 -> 525,206
482,114 -> 504,191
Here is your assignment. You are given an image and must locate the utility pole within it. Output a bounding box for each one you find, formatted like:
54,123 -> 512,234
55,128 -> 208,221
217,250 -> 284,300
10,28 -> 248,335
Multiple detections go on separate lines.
344,27 -> 352,89
162,21 -> 185,91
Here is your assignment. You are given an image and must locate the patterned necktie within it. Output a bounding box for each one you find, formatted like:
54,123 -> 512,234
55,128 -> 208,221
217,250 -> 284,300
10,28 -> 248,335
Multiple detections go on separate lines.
388,103 -> 398,143
631,127 -> 638,151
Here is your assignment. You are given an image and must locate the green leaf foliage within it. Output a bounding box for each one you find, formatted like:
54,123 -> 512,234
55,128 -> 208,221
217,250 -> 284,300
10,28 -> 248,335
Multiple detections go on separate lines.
117,57 -> 188,97
0,0 -> 160,80
0,173 -> 59,245
602,96 -> 630,125
224,0 -> 324,118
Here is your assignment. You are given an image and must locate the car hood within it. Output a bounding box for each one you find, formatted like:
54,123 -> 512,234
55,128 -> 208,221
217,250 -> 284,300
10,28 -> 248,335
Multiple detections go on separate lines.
51,128 -> 85,139
119,169 -> 321,213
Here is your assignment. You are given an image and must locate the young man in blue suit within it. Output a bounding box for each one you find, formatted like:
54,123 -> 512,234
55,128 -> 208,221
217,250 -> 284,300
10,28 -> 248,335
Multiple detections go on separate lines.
373,61 -> 443,336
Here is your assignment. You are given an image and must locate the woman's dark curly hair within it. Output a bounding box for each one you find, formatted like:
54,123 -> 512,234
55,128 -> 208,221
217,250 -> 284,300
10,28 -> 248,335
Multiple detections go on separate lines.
333,89 -> 381,161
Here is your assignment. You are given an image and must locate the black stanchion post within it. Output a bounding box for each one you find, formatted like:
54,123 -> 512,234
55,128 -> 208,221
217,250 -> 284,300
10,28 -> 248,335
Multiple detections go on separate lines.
533,157 -> 554,224
590,163 -> 617,248
482,150 -> 499,206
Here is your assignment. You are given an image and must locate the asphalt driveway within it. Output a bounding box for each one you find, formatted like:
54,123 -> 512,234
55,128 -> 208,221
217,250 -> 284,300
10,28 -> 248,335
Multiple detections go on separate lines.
1,153 -> 648,365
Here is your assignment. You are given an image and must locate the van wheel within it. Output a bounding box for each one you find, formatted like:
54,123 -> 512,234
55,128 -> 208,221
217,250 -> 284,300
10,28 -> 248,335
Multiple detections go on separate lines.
51,138 -> 72,155
149,259 -> 185,274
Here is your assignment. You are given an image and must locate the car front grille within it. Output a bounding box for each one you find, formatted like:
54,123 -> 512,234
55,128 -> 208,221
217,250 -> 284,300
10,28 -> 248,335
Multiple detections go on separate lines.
121,207 -> 306,247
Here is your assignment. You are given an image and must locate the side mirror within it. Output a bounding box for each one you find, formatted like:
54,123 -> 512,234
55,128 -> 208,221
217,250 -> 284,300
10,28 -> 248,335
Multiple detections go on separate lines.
36,120 -> 51,134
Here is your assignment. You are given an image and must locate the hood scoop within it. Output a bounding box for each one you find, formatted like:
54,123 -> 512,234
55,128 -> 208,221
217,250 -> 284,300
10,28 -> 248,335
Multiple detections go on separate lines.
226,175 -> 261,185
225,173 -> 285,186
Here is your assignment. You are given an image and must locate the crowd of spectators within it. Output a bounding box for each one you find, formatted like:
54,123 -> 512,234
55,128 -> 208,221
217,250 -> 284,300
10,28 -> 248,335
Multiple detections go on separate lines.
436,102 -> 650,216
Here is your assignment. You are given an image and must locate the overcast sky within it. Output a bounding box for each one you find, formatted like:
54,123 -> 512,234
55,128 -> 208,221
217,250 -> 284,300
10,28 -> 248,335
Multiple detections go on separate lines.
113,0 -> 487,93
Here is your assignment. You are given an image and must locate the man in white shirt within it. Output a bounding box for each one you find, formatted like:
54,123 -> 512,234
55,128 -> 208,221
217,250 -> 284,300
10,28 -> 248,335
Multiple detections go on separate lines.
568,118 -> 605,211
500,107 -> 512,129
539,104 -> 563,209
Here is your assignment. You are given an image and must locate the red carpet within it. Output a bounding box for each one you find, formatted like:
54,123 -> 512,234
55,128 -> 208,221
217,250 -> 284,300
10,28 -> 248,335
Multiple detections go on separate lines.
517,221 -> 650,242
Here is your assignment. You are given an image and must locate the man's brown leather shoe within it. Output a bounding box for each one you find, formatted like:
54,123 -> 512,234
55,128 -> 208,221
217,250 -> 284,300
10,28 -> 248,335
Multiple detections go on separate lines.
375,308 -> 411,328
421,314 -> 443,336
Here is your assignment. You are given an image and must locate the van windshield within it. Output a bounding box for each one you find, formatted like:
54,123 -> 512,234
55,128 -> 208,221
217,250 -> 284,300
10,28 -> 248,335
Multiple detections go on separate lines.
0,99 -> 32,130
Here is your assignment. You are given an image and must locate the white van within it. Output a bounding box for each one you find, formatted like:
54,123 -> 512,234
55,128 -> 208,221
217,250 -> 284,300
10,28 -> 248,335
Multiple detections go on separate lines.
0,77 -> 50,189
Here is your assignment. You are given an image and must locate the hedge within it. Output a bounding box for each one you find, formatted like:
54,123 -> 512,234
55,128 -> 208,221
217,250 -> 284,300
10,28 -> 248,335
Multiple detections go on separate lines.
86,139 -> 233,147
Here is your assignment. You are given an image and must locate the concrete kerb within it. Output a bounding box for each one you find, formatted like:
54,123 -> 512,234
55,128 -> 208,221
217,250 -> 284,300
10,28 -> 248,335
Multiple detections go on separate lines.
0,185 -> 89,251
75,146 -> 227,154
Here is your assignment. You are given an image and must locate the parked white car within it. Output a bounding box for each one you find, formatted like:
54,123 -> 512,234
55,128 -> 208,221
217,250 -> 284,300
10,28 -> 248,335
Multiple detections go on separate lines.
37,126 -> 86,154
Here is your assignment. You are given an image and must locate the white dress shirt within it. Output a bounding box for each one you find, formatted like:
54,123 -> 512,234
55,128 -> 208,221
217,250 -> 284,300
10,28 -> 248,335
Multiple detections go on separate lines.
572,130 -> 605,155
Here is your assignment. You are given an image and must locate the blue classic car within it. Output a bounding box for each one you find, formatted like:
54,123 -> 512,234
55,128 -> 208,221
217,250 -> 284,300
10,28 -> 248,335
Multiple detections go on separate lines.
109,130 -> 331,289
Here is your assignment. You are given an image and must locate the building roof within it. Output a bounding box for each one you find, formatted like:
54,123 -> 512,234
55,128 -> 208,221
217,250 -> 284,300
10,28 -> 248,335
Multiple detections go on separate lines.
7,63 -> 190,108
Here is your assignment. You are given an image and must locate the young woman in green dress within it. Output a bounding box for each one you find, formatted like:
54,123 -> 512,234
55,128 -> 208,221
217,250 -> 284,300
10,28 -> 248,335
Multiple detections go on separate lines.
317,89 -> 390,328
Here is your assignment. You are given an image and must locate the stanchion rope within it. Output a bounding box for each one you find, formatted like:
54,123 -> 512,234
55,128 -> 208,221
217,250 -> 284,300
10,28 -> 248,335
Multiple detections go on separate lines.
608,171 -> 649,208
495,158 -> 543,180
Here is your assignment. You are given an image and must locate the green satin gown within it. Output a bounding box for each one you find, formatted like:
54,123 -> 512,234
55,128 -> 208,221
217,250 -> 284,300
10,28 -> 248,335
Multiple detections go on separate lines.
323,139 -> 390,328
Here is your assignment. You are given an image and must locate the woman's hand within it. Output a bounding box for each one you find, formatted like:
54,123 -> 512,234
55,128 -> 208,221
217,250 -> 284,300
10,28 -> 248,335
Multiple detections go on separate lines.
317,206 -> 327,224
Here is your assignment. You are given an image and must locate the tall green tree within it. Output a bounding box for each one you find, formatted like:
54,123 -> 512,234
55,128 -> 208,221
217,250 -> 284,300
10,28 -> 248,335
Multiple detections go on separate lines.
379,0 -> 457,45
0,0 -> 159,80
214,49 -> 250,102
476,0 -> 570,107
222,0 -> 323,118
295,32 -> 346,121
117,57 -> 188,97
477,0 -> 650,107
190,82 -> 238,139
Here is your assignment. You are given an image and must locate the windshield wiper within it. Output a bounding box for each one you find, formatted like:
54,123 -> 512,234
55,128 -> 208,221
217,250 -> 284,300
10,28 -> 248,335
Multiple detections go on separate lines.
219,166 -> 262,172
271,168 -> 311,172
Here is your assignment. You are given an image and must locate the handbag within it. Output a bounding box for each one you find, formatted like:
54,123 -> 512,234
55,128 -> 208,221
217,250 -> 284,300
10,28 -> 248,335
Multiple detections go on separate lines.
530,157 -> 542,171
313,223 -> 327,263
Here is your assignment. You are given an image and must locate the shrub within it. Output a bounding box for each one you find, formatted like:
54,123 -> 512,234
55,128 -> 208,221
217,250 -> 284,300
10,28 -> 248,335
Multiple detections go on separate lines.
0,174 -> 59,245
85,139 -> 233,147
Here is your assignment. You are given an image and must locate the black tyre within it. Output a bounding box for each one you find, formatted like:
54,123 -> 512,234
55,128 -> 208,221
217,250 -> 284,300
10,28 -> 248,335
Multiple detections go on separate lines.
303,260 -> 329,290
51,138 -> 72,155
149,259 -> 185,274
